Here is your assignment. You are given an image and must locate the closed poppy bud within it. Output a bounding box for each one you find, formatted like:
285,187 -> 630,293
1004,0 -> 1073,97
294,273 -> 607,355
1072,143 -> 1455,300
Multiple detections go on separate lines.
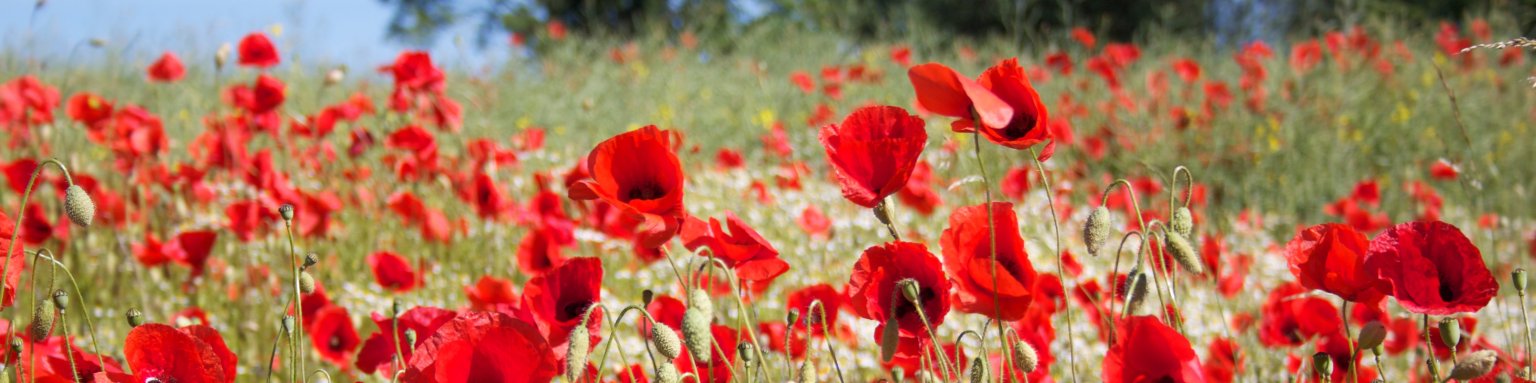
642,289 -> 654,306
1124,269 -> 1151,316
1164,231 -> 1204,274
1312,352 -> 1332,378
873,201 -> 893,226
682,289 -> 713,363
797,360 -> 817,383
1171,206 -> 1193,237
651,322 -> 682,360
914,370 -> 937,383
656,362 -> 681,383
50,290 -> 68,312
898,278 -> 922,305
1446,350 -> 1499,381
1356,321 -> 1387,350
8,338 -> 20,356
891,367 -> 905,383
278,203 -> 295,221
391,299 -> 404,317
299,272 -> 316,294
1012,340 -> 1038,373
1515,268 -> 1528,295
880,316 -> 900,362
126,308 -> 144,327
566,324 -> 590,382
64,185 -> 94,227
403,329 -> 417,346
786,309 -> 801,327
1085,206 -> 1111,256
968,357 -> 989,383
738,343 -> 757,366
28,301 -> 54,340
1439,318 -> 1461,348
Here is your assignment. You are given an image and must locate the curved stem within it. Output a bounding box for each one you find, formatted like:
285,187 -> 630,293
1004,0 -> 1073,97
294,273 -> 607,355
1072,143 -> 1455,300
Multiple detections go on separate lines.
1170,166 -> 1194,209
1101,180 -> 1172,326
696,256 -> 767,383
807,300 -> 845,383
26,248 -> 58,383
1110,231 -> 1144,328
29,251 -> 105,369
1028,147 -> 1078,383
907,296 -> 953,381
283,220 -> 305,383
58,310 -> 78,383
1422,314 -> 1441,382
392,308 -> 405,372
307,369 -> 333,383
2,158 -> 74,351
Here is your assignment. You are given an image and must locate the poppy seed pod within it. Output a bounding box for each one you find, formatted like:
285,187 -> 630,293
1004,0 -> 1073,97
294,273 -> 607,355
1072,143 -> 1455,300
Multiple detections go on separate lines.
50,290 -> 69,312
278,203 -> 295,221
1164,231 -> 1204,274
1171,206 -> 1193,237
873,201 -> 894,226
28,301 -> 54,340
897,278 -> 922,305
1356,321 -> 1387,350
1514,268 -> 1528,295
299,271 -> 316,294
786,309 -> 801,327
682,289 -> 713,364
303,253 -> 319,269
64,185 -> 94,227
642,289 -> 654,306
1439,318 -> 1461,349
566,324 -> 590,382
391,299 -> 404,317
1084,206 -> 1111,256
651,322 -> 682,361
1311,352 -> 1333,378
404,329 -> 417,346
656,362 -> 681,383
1012,340 -> 1039,373
968,357 -> 989,383
8,338 -> 20,356
1446,350 -> 1499,381
737,343 -> 757,367
126,308 -> 144,328
797,360 -> 817,383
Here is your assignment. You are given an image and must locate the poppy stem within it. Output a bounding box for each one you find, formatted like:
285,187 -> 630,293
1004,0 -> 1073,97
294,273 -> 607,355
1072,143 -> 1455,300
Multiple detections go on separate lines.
1372,348 -> 1387,382
264,319 -> 283,382
1110,231 -> 1144,328
1,158 -> 74,354
392,309 -> 404,374
970,129 -> 1014,383
282,217 -> 307,383
873,200 -> 901,242
697,257 -> 769,383
907,297 -> 955,380
806,300 -> 846,383
1521,286 -> 1534,377
1422,314 -> 1442,381
57,307 -> 79,383
1027,146 -> 1079,383
1341,299 -> 1357,383
1101,180 -> 1174,328
26,242 -> 59,383
29,250 -> 105,369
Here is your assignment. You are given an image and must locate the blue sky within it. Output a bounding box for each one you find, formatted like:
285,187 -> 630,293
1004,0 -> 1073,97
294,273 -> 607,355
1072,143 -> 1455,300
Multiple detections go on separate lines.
1,0 -> 502,71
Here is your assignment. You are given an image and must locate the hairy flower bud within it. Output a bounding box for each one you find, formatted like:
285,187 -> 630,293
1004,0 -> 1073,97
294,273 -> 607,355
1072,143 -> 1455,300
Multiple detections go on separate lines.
1171,206 -> 1194,237
566,324 -> 590,382
1164,231 -> 1204,274
1012,340 -> 1038,373
299,272 -> 316,294
683,289 -> 714,364
1084,206 -> 1111,256
28,300 -> 54,340
968,357 -> 989,383
1312,352 -> 1333,378
1446,350 -> 1499,381
651,322 -> 682,361
1124,269 -> 1151,316
64,185 -> 94,227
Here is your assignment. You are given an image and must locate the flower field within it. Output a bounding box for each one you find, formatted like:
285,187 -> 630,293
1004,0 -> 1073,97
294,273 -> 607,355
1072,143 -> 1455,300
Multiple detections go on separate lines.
1,14 -> 1536,383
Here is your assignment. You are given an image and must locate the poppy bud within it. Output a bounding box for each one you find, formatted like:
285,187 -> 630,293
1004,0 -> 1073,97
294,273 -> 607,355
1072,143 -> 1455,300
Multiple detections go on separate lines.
1012,340 -> 1039,373
566,324 -> 590,382
1124,269 -> 1151,316
215,43 -> 231,70
737,343 -> 757,367
796,360 -> 817,383
1446,350 -> 1499,381
891,367 -> 905,383
1439,318 -> 1461,349
682,289 -> 713,364
1514,268 -> 1528,295
126,308 -> 144,328
968,357 -> 989,383
1356,321 -> 1387,351
656,362 -> 681,383
1084,207 -> 1111,256
8,338 -> 20,356
28,301 -> 54,340
278,204 -> 295,221
642,289 -> 654,306
897,278 -> 922,305
281,315 -> 295,336
299,272 -> 315,294
651,322 -> 682,361
786,309 -> 801,327
404,329 -> 417,347
880,304 -> 900,363
50,290 -> 68,313
64,185 -> 94,227
1171,206 -> 1193,237
873,200 -> 893,226
303,253 -> 319,269
391,299 -> 404,318
1163,231 -> 1204,275
1311,352 -> 1332,378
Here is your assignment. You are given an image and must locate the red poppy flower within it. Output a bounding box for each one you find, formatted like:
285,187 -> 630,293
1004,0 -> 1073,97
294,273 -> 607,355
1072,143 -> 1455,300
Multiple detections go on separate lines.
819,105 -> 927,208
381,51 -> 445,93
463,275 -> 518,311
680,212 -> 789,284
367,251 -> 421,292
1429,159 -> 1460,180
147,52 -> 186,82
516,227 -> 571,276
520,257 -> 604,350
677,324 -> 739,383
961,58 -> 1052,149
356,306 -> 458,374
237,32 -> 280,68
1366,221 -> 1497,315
124,324 -> 236,383
846,241 -> 951,335
1284,223 -> 1384,303
309,305 -> 361,367
907,63 -> 1013,130
399,311 -> 557,383
786,284 -> 842,335
1104,315 -> 1206,383
1203,337 -> 1244,383
568,126 -> 686,249
1258,282 -> 1341,347
880,330 -> 967,381
66,93 -> 113,128
940,202 -> 1038,320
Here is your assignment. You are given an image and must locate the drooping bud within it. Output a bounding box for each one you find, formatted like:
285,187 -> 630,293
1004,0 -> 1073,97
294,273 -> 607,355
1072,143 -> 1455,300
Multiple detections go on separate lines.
1439,318 -> 1461,349
642,289 -> 654,306
1124,269 -> 1151,316
565,323 -> 591,382
796,359 -> 818,383
50,290 -> 69,313
278,203 -> 295,221
1356,321 -> 1387,351
968,357 -> 989,383
1514,268 -> 1528,295
651,322 -> 682,361
682,289 -> 714,364
879,311 -> 900,362
1163,231 -> 1204,274
1170,206 -> 1193,237
1446,350 -> 1499,381
1012,340 -> 1039,373
897,278 -> 922,305
656,362 -> 681,383
299,272 -> 316,294
1311,352 -> 1333,379
28,300 -> 55,340
1084,206 -> 1111,256
64,185 -> 95,227
126,308 -> 144,327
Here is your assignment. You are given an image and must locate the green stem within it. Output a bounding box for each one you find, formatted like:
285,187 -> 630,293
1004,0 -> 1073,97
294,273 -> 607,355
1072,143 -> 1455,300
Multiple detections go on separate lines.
807,300 -> 845,383
284,220 -> 305,383
2,158 -> 73,356
58,309 -> 78,383
1423,314 -> 1441,382
1028,147 -> 1078,383
30,251 -> 105,369
1521,290 -> 1534,377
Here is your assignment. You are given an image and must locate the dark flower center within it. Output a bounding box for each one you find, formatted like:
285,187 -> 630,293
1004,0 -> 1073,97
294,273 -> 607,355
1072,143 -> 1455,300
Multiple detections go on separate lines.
561,301 -> 592,322
624,182 -> 667,202
329,335 -> 343,350
1439,282 -> 1458,302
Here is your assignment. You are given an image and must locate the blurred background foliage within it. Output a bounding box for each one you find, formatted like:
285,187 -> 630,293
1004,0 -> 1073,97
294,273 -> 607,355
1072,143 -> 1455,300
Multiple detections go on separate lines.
380,0 -> 1536,48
